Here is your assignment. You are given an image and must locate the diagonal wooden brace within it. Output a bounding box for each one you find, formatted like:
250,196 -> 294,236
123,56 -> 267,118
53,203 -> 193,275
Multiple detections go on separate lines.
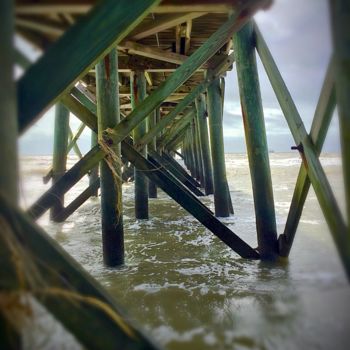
279,61 -> 336,257
254,23 -> 350,277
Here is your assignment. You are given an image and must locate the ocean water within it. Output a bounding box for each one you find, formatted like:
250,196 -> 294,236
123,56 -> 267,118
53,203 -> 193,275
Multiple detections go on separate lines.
18,153 -> 350,349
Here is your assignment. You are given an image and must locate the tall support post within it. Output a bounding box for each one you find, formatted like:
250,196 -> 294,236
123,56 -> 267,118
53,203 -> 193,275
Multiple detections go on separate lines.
0,0 -> 21,347
96,49 -> 124,266
194,117 -> 205,185
234,21 -> 278,259
329,0 -> 350,227
207,78 -> 231,217
148,109 -> 157,198
131,71 -> 149,219
195,94 -> 214,195
50,103 -> 70,221
190,120 -> 200,181
0,0 -> 18,204
90,131 -> 99,197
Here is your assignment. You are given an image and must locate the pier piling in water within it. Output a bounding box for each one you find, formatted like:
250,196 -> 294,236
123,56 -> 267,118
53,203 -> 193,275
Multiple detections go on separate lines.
234,21 -> 278,259
131,71 -> 149,219
207,76 -> 231,217
50,103 -> 70,221
96,49 -> 124,266
195,94 -> 214,195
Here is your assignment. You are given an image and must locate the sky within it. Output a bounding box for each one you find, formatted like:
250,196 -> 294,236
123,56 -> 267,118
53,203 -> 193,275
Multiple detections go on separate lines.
18,0 -> 338,155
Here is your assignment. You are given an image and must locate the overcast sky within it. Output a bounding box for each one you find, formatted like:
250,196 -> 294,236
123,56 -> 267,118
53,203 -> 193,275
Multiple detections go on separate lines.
18,0 -> 338,155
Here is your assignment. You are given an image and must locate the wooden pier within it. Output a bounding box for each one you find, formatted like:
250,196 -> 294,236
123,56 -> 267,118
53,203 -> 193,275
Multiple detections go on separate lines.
1,0 -> 349,348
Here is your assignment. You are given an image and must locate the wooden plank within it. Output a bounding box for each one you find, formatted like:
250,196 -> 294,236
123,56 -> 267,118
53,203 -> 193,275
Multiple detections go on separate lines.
279,60 -> 336,256
118,40 -> 204,66
234,22 -> 277,259
17,0 -> 161,134
254,23 -> 350,276
122,141 -> 260,259
128,12 -> 206,41
15,17 -> 65,37
0,194 -> 160,350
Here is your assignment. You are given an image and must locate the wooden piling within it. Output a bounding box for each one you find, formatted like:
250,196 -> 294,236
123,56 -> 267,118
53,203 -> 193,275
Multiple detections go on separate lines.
131,71 -> 149,219
50,103 -> 70,221
96,49 -> 124,266
0,0 -> 18,204
234,21 -> 278,259
0,0 -> 21,346
195,94 -> 214,195
207,78 -> 231,217
148,109 -> 157,198
329,0 -> 350,232
90,130 -> 99,197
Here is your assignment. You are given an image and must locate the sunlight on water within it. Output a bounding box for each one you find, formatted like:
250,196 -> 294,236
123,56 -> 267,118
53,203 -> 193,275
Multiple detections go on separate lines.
19,153 -> 350,350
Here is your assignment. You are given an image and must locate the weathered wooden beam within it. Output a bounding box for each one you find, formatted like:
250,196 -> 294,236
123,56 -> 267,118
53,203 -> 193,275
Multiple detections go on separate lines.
119,40 -> 207,66
329,0 -> 350,233
158,109 -> 195,148
254,23 -> 350,276
17,0 -> 161,134
14,47 -> 32,69
131,71 -> 149,219
0,0 -> 18,203
136,53 -> 235,147
189,120 -> 199,181
166,127 -> 189,153
207,77 -> 231,217
90,130 -> 99,197
54,178 -> 100,222
28,145 -> 104,220
195,94 -> 214,195
279,61 -> 336,257
15,17 -> 65,37
96,49 -> 124,266
122,141 -> 259,259
68,127 -> 83,158
194,116 -> 205,185
128,12 -> 206,41
148,109 -> 158,198
14,0 -> 271,15
0,194 -> 160,350
0,1 -> 20,344
69,123 -> 85,153
149,151 -> 204,197
234,22 -> 278,259
50,103 -> 70,221
162,152 -> 201,188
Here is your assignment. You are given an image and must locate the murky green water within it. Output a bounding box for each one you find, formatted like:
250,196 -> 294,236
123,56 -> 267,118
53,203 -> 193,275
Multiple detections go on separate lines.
20,153 -> 350,349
